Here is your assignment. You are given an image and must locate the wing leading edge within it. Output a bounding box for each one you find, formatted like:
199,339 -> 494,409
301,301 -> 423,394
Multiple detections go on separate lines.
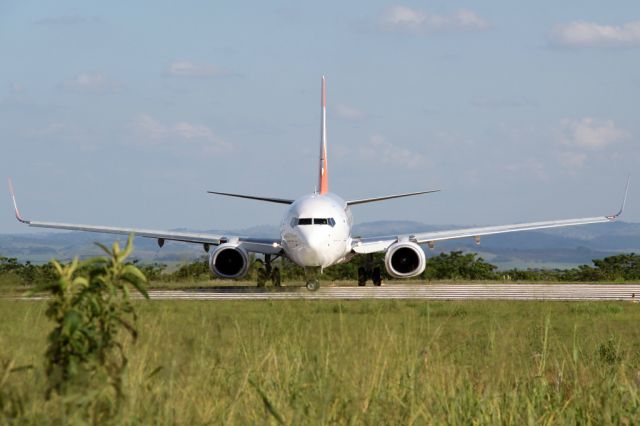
353,178 -> 630,254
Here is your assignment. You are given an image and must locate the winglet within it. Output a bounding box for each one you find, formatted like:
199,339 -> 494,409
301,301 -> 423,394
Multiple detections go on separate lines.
606,175 -> 630,220
7,178 -> 29,224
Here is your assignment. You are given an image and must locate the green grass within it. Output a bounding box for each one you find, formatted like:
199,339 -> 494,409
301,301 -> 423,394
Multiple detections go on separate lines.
2,300 -> 640,424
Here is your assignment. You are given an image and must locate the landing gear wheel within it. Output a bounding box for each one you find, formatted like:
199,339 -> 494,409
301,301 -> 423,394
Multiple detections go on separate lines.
256,268 -> 267,288
357,267 -> 367,286
372,267 -> 382,286
306,279 -> 320,292
271,267 -> 281,287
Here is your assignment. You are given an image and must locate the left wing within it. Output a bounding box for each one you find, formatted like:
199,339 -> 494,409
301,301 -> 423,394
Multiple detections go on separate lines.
353,179 -> 629,254
8,179 -> 281,255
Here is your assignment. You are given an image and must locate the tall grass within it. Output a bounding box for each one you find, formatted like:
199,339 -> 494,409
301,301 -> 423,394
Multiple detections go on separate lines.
1,300 -> 639,424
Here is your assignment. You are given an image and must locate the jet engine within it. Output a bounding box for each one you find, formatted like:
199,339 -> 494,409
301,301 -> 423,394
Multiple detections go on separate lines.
209,243 -> 249,279
384,241 -> 426,278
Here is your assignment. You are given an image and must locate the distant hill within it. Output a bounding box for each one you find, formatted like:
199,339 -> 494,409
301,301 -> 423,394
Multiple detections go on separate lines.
1,221 -> 639,270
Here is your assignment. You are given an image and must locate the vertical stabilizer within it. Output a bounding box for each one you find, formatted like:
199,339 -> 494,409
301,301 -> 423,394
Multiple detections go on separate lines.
318,76 -> 329,194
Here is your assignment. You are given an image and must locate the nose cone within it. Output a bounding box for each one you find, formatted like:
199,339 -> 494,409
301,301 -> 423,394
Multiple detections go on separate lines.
302,231 -> 324,252
298,229 -> 331,267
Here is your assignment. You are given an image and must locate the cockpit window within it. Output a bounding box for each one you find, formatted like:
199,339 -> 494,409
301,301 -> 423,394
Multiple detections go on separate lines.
293,217 -> 336,227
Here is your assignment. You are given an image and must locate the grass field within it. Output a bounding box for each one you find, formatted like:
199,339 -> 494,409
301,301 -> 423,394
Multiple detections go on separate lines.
1,299 -> 640,424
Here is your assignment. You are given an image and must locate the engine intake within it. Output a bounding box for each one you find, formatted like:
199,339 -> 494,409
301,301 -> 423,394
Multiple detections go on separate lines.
384,241 -> 426,278
209,243 -> 249,279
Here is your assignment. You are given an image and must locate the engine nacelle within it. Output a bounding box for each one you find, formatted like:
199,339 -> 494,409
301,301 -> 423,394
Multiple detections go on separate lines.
384,241 -> 426,279
209,243 -> 249,279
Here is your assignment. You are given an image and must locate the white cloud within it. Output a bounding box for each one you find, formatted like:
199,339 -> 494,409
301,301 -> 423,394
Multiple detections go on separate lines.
359,135 -> 426,169
166,61 -> 226,77
557,152 -> 588,170
334,104 -> 365,120
559,118 -> 628,149
381,6 -> 489,34
134,114 -> 232,154
385,5 -> 426,27
60,72 -> 120,94
550,21 -> 640,47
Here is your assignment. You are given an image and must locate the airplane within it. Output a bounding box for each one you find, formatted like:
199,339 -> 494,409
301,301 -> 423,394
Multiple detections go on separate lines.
8,77 -> 630,291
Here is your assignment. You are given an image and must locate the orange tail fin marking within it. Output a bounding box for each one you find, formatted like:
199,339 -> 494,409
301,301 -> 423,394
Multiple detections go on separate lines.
319,76 -> 329,194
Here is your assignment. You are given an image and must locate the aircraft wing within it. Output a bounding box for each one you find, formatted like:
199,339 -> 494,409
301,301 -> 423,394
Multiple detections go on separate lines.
353,180 -> 629,254
353,215 -> 618,254
8,179 -> 281,255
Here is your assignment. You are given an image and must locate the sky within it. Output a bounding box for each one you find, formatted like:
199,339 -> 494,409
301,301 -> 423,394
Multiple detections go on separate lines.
1,1 -> 639,234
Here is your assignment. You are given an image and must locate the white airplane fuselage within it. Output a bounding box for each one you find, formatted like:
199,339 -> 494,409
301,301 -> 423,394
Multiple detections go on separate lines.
280,193 -> 353,268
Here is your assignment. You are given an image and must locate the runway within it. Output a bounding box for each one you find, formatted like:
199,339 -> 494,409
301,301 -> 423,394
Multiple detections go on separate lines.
142,284 -> 640,301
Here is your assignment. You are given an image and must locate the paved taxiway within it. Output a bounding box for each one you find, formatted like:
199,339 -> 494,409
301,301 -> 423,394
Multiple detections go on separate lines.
140,284 -> 640,301
10,284 -> 640,301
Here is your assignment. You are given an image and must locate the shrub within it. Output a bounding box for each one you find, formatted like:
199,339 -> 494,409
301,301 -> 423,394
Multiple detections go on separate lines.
423,251 -> 497,280
38,235 -> 148,421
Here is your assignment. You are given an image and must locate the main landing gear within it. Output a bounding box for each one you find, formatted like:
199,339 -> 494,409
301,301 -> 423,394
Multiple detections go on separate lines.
358,254 -> 382,287
256,254 -> 281,288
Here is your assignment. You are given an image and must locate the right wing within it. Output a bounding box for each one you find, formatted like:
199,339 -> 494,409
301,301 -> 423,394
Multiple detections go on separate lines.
353,178 -> 630,254
8,179 -> 281,254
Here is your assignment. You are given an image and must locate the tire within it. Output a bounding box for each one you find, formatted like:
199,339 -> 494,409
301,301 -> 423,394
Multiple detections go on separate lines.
256,269 -> 267,287
372,267 -> 382,286
357,267 -> 367,286
271,267 -> 281,287
306,279 -> 320,291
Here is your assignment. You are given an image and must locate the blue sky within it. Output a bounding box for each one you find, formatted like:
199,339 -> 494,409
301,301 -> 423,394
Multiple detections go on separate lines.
1,1 -> 639,233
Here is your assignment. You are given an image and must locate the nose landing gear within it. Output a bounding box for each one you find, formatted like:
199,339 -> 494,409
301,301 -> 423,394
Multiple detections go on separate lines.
305,279 -> 319,291
304,267 -> 321,292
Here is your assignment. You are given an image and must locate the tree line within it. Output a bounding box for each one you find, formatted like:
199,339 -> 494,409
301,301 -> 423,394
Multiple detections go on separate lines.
4,251 -> 640,285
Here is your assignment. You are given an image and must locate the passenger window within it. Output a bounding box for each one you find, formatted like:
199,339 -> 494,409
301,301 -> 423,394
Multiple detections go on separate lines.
298,218 -> 312,225
314,218 -> 328,225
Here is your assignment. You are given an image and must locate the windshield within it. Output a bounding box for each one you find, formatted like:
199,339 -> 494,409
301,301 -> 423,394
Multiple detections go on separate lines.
293,218 -> 335,227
